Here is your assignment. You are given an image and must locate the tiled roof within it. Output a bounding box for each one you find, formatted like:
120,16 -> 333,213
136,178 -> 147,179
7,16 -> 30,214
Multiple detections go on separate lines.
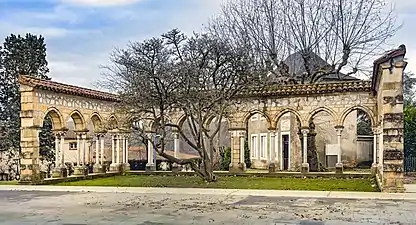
237,80 -> 372,97
18,75 -> 120,102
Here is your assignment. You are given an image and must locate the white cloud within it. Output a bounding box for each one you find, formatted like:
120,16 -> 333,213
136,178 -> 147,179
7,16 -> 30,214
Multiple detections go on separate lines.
61,0 -> 142,7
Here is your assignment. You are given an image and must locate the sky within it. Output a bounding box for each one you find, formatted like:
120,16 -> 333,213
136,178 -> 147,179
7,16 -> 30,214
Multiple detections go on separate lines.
0,0 -> 415,89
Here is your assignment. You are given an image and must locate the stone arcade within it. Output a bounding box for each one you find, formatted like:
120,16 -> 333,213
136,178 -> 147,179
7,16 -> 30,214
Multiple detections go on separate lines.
18,46 -> 407,192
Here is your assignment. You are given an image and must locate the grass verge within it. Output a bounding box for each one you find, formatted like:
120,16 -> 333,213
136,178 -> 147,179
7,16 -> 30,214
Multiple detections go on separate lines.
0,181 -> 18,185
56,175 -> 378,192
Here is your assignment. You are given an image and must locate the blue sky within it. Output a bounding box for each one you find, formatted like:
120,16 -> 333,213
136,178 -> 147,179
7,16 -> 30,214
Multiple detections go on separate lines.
0,0 -> 414,88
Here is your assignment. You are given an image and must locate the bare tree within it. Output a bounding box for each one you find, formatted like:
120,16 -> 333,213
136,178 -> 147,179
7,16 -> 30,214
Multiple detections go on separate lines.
208,0 -> 400,83
101,29 -> 263,182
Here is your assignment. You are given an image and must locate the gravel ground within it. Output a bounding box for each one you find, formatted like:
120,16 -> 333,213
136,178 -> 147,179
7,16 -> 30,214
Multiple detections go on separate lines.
0,190 -> 415,225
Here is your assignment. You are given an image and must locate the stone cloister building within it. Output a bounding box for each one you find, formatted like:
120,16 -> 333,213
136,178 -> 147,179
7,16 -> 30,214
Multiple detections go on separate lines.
19,46 -> 406,192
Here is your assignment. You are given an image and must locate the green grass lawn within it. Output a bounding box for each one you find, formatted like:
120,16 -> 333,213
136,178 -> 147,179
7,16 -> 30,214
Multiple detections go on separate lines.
56,175 -> 378,192
0,181 -> 18,185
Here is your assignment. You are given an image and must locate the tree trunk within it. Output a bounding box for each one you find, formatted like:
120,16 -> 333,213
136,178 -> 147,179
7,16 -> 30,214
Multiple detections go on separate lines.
307,122 -> 320,172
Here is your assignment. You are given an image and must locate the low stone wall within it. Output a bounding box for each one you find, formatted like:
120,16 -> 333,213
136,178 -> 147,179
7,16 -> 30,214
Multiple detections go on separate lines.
19,172 -> 121,185
126,171 -> 371,179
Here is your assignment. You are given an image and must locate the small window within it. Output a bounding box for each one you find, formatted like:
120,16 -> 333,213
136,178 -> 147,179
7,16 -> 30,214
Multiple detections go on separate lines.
251,135 -> 258,159
69,142 -> 77,150
251,115 -> 258,121
260,134 -> 267,159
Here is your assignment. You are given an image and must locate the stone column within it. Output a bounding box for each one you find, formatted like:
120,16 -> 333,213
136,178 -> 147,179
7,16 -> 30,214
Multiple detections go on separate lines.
378,125 -> 384,171
116,135 -> 120,164
100,134 -> 105,170
110,134 -> 121,172
229,129 -> 246,173
301,128 -> 309,174
335,126 -> 344,174
111,135 -> 115,164
122,135 -> 126,164
172,132 -> 181,172
93,135 -> 104,173
95,136 -> 99,164
54,134 -> 60,167
268,130 -> 276,172
371,127 -> 379,176
124,135 -> 130,171
146,134 -> 156,171
52,132 -> 66,178
76,133 -> 80,166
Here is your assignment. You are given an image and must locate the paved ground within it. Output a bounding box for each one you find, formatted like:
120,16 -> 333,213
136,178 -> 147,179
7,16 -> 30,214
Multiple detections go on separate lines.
1,189 -> 416,225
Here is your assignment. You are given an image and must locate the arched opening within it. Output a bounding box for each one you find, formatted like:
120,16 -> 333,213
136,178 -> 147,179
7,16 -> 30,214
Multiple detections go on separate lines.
206,116 -> 230,171
64,111 -> 88,173
340,107 -> 374,169
38,109 -> 63,178
307,109 -> 338,171
246,111 -> 271,170
273,110 -> 303,171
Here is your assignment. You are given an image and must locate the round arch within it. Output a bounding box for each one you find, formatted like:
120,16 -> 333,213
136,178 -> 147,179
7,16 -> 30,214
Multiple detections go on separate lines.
306,107 -> 339,124
88,112 -> 104,132
242,110 -> 272,128
273,108 -> 305,128
339,105 -> 375,127
41,107 -> 64,130
65,110 -> 86,131
205,115 -> 231,127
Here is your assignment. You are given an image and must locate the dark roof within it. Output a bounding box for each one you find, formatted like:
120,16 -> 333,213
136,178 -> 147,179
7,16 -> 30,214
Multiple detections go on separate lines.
18,75 -> 120,102
283,51 -> 358,82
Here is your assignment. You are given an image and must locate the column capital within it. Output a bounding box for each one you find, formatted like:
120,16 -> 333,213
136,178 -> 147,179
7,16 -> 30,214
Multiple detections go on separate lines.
301,128 -> 309,136
335,125 -> 344,135
372,127 -> 380,135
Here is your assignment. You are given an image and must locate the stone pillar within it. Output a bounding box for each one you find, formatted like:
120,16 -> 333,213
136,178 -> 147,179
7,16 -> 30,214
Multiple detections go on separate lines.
146,135 -> 156,171
52,132 -> 66,178
116,135 -> 120,164
93,135 -> 103,173
76,133 -> 80,166
110,134 -> 120,172
172,132 -> 181,172
334,126 -> 344,174
268,130 -> 276,172
121,135 -> 126,164
54,134 -> 60,168
100,134 -> 105,171
301,128 -> 309,174
124,135 -> 130,171
111,135 -> 115,164
371,127 -> 378,176
229,130 -> 246,173
74,133 -> 86,176
380,61 -> 406,192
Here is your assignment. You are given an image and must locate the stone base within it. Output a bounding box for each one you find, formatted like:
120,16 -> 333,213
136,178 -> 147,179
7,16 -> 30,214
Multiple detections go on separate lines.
301,163 -> 309,174
229,163 -> 246,173
52,167 -> 67,178
145,163 -> 156,171
73,166 -> 85,176
109,163 -> 121,172
268,163 -> 277,173
93,164 -> 103,174
371,163 -> 378,177
172,163 -> 182,173
123,163 -> 131,172
382,170 -> 405,193
335,163 -> 343,174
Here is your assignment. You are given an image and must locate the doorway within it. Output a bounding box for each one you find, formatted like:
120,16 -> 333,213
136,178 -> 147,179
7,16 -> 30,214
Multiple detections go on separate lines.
282,134 -> 290,170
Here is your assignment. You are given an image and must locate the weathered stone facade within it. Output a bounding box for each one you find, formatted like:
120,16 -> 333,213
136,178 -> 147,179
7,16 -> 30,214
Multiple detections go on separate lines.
18,46 -> 407,192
